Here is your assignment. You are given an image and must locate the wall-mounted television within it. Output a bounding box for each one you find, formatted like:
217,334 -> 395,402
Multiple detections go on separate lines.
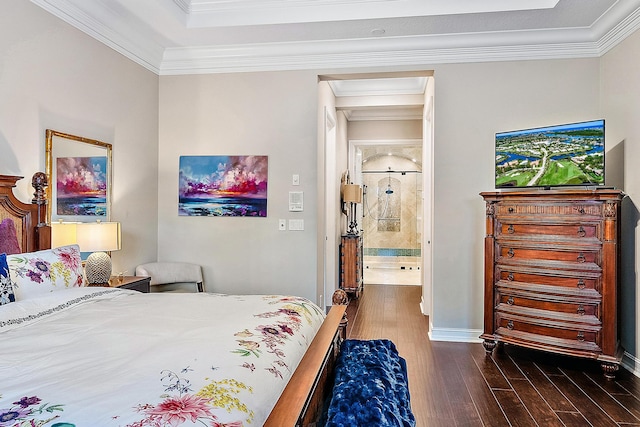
495,119 -> 605,189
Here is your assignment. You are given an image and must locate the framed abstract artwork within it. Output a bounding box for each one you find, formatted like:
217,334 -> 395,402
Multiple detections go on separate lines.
179,155 -> 268,217
45,130 -> 112,223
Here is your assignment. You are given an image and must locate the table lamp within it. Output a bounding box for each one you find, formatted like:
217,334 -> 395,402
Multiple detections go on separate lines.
76,221 -> 121,286
342,184 -> 362,235
50,220 -> 79,248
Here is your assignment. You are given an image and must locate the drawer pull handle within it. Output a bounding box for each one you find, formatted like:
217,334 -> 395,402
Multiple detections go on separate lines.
577,305 -> 585,315
577,253 -> 586,263
507,273 -> 514,281
577,207 -> 586,214
507,248 -> 515,258
507,297 -> 514,305
508,207 -> 514,213
507,320 -> 514,330
577,226 -> 586,237
507,224 -> 515,234
577,279 -> 586,289
577,332 -> 585,341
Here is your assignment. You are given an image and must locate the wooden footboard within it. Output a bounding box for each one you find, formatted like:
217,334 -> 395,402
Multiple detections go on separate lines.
265,293 -> 348,427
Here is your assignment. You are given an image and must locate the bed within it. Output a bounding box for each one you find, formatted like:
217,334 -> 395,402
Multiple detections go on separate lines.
0,173 -> 348,427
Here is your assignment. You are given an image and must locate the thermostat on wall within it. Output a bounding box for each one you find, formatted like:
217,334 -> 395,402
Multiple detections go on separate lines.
289,191 -> 303,211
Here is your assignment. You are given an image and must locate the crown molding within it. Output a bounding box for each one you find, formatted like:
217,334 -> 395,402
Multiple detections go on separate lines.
159,31 -> 601,75
31,0 -> 640,76
597,5 -> 640,54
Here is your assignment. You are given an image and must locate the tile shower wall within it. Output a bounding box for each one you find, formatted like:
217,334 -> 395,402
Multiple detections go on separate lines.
361,155 -> 422,269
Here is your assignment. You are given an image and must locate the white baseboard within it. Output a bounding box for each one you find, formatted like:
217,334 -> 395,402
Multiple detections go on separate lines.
622,351 -> 640,377
429,326 -> 483,343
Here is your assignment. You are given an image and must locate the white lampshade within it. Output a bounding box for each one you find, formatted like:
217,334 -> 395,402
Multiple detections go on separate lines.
75,221 -> 121,252
342,184 -> 362,204
50,221 -> 79,248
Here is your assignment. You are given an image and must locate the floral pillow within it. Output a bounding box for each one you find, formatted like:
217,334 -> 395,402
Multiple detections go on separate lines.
7,244 -> 84,300
0,253 -> 15,305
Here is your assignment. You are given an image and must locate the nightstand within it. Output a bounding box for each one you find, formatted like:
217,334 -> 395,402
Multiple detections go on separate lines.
109,276 -> 151,293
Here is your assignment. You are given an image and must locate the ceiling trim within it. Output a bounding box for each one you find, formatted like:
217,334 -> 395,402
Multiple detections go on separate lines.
31,0 -> 640,76
159,36 -> 601,75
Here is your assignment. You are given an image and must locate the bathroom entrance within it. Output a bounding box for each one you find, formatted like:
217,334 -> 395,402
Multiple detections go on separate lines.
353,141 -> 423,286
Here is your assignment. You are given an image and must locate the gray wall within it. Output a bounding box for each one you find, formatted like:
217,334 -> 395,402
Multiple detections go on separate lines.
158,72 -> 319,300
0,0 -> 159,275
601,29 -> 640,364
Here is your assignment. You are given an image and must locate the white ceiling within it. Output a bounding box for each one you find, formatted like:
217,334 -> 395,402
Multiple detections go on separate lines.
31,0 -> 640,75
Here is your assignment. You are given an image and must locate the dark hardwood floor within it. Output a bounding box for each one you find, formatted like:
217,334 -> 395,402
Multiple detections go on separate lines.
344,284 -> 640,427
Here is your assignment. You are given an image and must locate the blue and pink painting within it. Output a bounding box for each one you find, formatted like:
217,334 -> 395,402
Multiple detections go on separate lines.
56,156 -> 107,216
179,155 -> 268,217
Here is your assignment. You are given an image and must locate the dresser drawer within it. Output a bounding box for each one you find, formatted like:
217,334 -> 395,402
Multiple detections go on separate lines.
496,242 -> 601,269
495,265 -> 601,294
496,202 -> 602,218
495,312 -> 602,353
495,287 -> 600,318
496,221 -> 600,243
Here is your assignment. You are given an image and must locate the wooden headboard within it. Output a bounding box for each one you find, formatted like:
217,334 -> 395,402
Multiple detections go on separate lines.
0,173 -> 51,253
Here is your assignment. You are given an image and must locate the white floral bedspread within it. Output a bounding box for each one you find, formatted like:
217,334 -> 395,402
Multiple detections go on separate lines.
0,287 -> 325,426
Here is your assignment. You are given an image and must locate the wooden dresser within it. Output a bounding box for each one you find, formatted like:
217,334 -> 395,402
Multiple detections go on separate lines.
340,234 -> 363,298
480,189 -> 624,378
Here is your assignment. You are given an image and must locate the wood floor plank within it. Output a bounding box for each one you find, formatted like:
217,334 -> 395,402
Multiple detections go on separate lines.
509,378 -> 565,427
457,349 -> 510,426
493,389 -> 538,427
549,374 -> 618,427
614,394 -> 640,421
471,344 -> 512,390
516,358 -> 577,412
556,411 -> 592,426
433,342 -> 484,426
616,371 -> 640,399
562,368 -> 640,424
492,347 -> 527,381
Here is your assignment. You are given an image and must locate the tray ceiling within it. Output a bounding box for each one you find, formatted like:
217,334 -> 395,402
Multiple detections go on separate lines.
31,0 -> 640,75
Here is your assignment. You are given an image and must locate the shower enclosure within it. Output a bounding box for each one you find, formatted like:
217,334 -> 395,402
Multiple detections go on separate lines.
361,169 -> 423,272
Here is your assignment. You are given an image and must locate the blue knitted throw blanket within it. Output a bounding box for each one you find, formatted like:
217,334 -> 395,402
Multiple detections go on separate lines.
325,339 -> 416,427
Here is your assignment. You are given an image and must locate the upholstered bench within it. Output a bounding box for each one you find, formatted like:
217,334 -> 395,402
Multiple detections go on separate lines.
325,339 -> 416,427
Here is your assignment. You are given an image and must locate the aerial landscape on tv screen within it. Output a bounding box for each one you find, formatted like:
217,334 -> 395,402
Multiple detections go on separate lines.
495,120 -> 605,188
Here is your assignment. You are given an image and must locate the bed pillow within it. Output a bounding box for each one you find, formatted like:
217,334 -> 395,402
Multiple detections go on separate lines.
7,244 -> 84,300
0,218 -> 21,255
0,253 -> 15,305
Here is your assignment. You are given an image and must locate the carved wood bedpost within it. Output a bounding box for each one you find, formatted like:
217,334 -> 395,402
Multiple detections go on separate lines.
332,289 -> 350,341
31,172 -> 51,250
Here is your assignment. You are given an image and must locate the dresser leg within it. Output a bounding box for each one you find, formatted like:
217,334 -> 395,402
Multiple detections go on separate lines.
601,362 -> 619,380
483,339 -> 497,354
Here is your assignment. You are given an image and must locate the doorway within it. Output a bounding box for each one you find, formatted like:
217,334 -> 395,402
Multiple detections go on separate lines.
318,71 -> 434,315
352,141 -> 423,286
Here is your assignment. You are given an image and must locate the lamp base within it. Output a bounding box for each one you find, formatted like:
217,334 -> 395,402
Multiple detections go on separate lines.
85,251 -> 112,286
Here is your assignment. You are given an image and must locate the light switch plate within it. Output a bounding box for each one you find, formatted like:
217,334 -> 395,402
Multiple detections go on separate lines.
292,174 -> 300,186
289,219 -> 304,231
278,219 -> 286,231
